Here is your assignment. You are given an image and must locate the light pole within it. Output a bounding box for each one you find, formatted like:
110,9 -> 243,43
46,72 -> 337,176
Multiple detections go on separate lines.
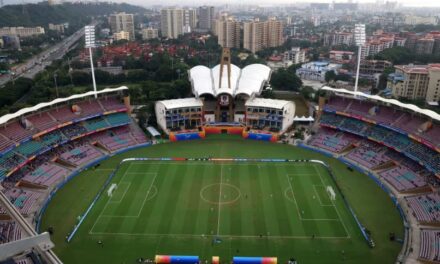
85,25 -> 97,98
53,71 -> 59,98
354,24 -> 366,94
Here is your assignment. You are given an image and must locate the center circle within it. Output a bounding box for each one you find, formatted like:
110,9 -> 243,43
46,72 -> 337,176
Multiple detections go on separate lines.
200,183 -> 241,205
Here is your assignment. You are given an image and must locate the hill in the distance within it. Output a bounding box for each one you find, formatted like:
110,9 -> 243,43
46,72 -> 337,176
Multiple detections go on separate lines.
0,2 -> 146,27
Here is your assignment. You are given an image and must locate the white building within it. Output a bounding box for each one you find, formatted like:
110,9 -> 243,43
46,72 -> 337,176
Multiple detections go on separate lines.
155,98 -> 204,133
141,27 -> 159,40
245,98 -> 295,133
0,27 -> 45,37
284,47 -> 306,64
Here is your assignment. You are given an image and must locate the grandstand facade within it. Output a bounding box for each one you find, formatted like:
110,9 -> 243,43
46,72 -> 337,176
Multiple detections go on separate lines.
306,87 -> 440,263
155,48 -> 296,141
0,87 -> 149,263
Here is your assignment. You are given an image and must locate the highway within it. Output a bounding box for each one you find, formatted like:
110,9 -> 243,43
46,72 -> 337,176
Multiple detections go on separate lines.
0,27 -> 86,87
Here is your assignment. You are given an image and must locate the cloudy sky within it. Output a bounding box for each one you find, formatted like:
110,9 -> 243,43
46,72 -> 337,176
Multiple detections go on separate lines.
3,0 -> 440,7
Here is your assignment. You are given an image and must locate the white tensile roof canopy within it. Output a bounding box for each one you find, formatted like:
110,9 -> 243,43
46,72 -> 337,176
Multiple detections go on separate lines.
0,86 -> 128,126
189,63 -> 271,98
322,86 -> 440,122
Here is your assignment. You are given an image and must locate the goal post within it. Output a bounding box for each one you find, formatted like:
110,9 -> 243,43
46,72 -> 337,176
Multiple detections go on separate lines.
108,183 -> 117,197
326,186 -> 336,201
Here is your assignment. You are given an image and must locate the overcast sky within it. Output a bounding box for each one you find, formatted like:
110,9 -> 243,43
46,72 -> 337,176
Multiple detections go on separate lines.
3,0 -> 440,8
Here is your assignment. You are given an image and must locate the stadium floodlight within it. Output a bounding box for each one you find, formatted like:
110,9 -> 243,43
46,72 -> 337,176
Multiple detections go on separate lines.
354,24 -> 366,94
85,25 -> 97,99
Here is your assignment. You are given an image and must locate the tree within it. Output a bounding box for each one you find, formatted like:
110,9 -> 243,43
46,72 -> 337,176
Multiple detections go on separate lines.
270,69 -> 303,91
325,71 -> 336,83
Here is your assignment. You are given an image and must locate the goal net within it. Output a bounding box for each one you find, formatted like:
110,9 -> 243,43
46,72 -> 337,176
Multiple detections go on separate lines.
326,186 -> 336,201
108,183 -> 117,197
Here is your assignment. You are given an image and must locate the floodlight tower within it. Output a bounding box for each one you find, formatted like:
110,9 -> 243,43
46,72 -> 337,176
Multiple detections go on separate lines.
354,24 -> 366,94
85,25 -> 97,98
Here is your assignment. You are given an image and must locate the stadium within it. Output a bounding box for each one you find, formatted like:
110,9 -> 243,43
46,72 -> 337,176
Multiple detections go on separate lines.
0,50 -> 439,264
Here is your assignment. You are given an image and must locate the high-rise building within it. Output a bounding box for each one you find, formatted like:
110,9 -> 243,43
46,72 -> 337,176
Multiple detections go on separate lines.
213,18 -> 240,49
198,6 -> 215,30
388,64 -> 440,102
323,32 -> 354,47
0,27 -> 45,37
113,31 -> 130,41
109,13 -> 135,41
161,8 -> 184,39
184,9 -> 197,33
141,27 -> 159,40
243,19 -> 284,53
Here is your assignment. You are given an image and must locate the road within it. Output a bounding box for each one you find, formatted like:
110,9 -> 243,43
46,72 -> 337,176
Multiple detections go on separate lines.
0,27 -> 86,87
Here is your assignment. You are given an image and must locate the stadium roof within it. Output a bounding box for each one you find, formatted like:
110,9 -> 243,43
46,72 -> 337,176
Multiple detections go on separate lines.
245,98 -> 293,110
0,87 -> 128,126
322,86 -> 440,122
189,64 -> 271,98
157,98 -> 203,109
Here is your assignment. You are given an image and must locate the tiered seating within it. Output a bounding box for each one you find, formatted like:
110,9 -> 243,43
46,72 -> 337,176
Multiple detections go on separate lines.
59,124 -> 88,139
0,152 -> 25,171
59,144 -> 103,166
76,100 -> 104,117
94,129 -> 137,151
379,166 -> 427,192
325,96 -> 350,112
419,230 -> 440,262
41,130 -> 67,147
319,113 -> 345,127
99,97 -> 126,111
83,117 -> 109,131
406,143 -> 440,173
393,113 -> 426,134
3,188 -> 41,215
364,125 -> 390,142
130,124 -> 148,143
0,122 -> 34,143
366,106 -> 403,125
346,100 -> 373,116
21,163 -> 68,186
49,105 -> 78,123
422,124 -> 440,147
0,221 -> 17,244
105,113 -> 131,126
345,140 -> 390,169
26,112 -> 58,131
383,132 -> 412,151
0,134 -> 14,153
339,117 -> 368,135
309,128 -> 357,153
15,141 -> 45,157
406,194 -> 440,223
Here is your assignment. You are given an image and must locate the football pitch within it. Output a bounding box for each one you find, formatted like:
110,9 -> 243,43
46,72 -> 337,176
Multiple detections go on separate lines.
41,136 -> 404,264
89,161 -> 351,240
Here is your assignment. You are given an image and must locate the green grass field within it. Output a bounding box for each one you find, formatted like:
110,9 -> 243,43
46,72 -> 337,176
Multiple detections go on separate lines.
41,135 -> 404,264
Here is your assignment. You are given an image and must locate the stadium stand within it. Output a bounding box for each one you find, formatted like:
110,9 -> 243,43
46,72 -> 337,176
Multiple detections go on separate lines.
59,143 -> 103,166
406,194 -> 440,224
21,163 -> 69,187
419,230 -> 440,262
99,96 -> 126,111
0,121 -> 35,143
26,112 -> 58,131
309,128 -> 359,153
379,166 -> 428,192
345,140 -> 390,169
49,105 -> 79,123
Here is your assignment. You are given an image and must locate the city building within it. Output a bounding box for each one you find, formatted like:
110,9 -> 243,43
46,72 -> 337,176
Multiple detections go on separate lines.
329,50 -> 354,63
415,38 -> 435,55
48,23 -> 68,33
198,6 -> 215,31
160,8 -> 184,39
213,18 -> 240,48
388,64 -> 440,102
404,15 -> 438,25
184,9 -> 197,33
0,26 -> 45,37
109,13 -> 135,41
141,27 -> 159,40
112,31 -> 130,41
284,47 -> 306,65
323,32 -> 354,47
360,60 -> 393,75
243,19 -> 284,53
296,61 -> 342,82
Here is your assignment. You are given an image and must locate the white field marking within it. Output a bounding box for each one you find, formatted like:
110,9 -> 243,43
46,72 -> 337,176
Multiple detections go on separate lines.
216,164 -> 223,236
89,163 -> 158,233
128,162 -> 312,167
312,185 -> 333,207
88,231 -> 350,240
89,162 -> 135,233
284,174 -> 303,219
285,175 -> 340,221
108,182 -> 131,203
314,164 -> 350,238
